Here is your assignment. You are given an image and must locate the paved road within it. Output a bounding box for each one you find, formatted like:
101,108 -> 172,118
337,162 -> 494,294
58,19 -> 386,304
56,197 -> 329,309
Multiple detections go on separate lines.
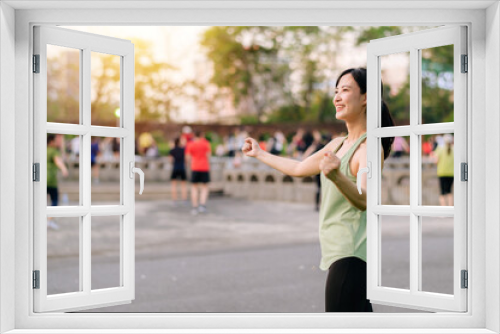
47,197 -> 453,313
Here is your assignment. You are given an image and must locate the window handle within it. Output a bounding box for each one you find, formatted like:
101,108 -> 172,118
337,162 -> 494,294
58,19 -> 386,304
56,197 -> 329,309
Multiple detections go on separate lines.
356,162 -> 371,195
129,161 -> 144,195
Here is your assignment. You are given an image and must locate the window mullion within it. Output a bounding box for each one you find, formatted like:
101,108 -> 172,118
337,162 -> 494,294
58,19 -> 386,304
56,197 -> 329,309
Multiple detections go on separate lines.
409,47 -> 420,295
82,47 -> 91,294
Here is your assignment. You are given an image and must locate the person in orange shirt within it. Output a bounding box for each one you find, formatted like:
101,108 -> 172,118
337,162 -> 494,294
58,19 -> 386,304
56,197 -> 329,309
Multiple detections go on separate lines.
185,131 -> 212,215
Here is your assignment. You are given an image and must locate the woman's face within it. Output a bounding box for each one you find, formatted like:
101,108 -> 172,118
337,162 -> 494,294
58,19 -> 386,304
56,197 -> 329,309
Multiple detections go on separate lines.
333,73 -> 367,122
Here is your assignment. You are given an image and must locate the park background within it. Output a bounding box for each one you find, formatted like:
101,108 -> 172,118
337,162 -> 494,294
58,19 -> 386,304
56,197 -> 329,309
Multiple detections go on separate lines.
45,25 -> 455,313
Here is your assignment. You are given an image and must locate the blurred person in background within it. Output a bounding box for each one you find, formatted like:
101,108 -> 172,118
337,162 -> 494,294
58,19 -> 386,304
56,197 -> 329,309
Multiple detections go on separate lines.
70,136 -> 80,161
302,130 -> 330,211
169,137 -> 188,204
432,134 -> 454,206
91,137 -> 100,184
288,128 -> 305,157
47,134 -> 69,229
422,136 -> 434,156
391,136 -> 409,158
112,137 -> 120,160
186,131 -> 212,215
181,125 -> 194,143
268,130 -> 286,156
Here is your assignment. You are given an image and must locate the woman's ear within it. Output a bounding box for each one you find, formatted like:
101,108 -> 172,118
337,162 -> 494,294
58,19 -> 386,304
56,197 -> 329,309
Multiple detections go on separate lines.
361,93 -> 367,109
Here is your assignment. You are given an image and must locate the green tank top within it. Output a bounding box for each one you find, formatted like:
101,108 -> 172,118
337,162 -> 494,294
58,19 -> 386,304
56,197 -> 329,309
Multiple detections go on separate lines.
319,133 -> 367,271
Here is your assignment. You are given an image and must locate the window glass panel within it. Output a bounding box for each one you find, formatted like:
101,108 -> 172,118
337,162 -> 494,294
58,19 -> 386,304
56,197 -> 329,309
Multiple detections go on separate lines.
421,216 -> 454,294
47,45 -> 80,124
47,134 -> 79,206
422,133 -> 454,206
91,52 -> 121,127
91,136 -> 121,205
381,136 -> 410,205
421,44 -> 454,124
47,217 -> 81,294
92,215 -> 121,290
381,215 -> 410,290
380,52 -> 410,126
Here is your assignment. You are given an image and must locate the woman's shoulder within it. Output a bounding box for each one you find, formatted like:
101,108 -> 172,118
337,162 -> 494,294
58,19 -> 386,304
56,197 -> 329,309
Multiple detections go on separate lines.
324,136 -> 345,150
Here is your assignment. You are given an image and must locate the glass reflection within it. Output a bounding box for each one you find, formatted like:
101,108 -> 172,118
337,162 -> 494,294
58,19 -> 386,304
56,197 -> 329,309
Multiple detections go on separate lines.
91,52 -> 121,127
47,45 -> 80,124
47,134 -> 80,206
380,52 -> 410,126
421,45 -> 454,124
422,134 -> 454,206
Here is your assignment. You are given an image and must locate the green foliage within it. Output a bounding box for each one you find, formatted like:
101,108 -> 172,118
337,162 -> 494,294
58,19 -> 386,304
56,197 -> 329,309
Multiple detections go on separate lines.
157,142 -> 170,157
384,80 -> 410,123
356,26 -> 454,124
267,105 -> 303,123
200,26 -> 339,123
47,38 -> 183,124
47,50 -> 80,123
151,130 -> 167,144
239,114 -> 260,125
354,26 -> 405,45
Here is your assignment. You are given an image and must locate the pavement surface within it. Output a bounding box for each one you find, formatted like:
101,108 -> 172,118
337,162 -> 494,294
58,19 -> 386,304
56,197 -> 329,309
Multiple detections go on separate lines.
47,196 -> 454,313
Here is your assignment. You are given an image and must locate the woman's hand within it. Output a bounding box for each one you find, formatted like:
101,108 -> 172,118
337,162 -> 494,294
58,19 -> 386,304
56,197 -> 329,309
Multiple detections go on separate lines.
242,138 -> 261,158
319,151 -> 341,179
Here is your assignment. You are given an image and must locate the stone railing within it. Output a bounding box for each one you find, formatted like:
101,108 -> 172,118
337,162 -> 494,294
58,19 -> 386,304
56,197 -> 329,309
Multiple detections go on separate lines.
64,156 -> 227,186
62,156 -> 444,205
223,157 -> 443,205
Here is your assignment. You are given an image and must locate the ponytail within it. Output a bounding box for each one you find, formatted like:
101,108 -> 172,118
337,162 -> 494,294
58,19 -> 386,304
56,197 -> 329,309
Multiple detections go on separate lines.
381,100 -> 395,160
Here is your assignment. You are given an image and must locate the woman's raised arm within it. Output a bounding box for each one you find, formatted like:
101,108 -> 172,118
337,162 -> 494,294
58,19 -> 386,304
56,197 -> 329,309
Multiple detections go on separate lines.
242,137 -> 339,178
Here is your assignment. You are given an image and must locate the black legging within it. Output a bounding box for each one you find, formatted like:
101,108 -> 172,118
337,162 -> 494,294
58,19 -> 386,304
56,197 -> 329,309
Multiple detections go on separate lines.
325,257 -> 373,312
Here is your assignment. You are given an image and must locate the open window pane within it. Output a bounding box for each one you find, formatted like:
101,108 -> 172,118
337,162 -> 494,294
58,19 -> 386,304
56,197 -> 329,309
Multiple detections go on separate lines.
380,52 -> 410,126
34,25 -> 135,313
421,216 -> 454,294
46,134 -> 80,206
47,45 -> 80,124
91,52 -> 121,127
421,45 -> 454,124
367,26 -> 466,312
381,215 -> 410,290
91,136 -> 121,205
422,134 -> 455,206
47,217 -> 81,294
381,136 -> 410,205
92,216 -> 122,290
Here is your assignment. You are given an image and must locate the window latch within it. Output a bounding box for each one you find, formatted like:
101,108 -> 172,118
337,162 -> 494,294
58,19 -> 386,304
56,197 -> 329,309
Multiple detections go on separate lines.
356,161 -> 372,195
129,161 -> 144,195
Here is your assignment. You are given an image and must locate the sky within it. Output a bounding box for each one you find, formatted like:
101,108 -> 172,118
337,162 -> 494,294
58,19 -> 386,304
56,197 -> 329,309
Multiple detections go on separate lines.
67,26 -> 208,84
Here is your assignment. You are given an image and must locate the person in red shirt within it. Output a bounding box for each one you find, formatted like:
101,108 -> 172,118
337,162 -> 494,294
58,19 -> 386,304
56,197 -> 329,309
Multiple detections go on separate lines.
185,131 -> 212,214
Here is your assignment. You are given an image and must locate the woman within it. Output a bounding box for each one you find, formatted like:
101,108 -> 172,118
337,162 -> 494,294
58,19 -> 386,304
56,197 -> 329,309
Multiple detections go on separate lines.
242,68 -> 394,312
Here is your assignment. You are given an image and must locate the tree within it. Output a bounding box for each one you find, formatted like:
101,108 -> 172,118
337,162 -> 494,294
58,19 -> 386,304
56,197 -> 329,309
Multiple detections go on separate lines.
354,26 -> 454,124
200,26 -> 291,123
200,26 -> 350,124
47,38 -> 183,125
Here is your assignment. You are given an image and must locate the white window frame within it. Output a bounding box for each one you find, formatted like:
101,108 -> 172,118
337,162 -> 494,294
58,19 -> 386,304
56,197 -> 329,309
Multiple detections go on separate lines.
33,25 -> 136,313
366,26 -> 468,312
1,1 -> 499,333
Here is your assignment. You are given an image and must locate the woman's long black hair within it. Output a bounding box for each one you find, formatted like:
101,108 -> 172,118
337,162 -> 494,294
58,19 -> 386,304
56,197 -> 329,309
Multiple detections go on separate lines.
335,68 -> 394,160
